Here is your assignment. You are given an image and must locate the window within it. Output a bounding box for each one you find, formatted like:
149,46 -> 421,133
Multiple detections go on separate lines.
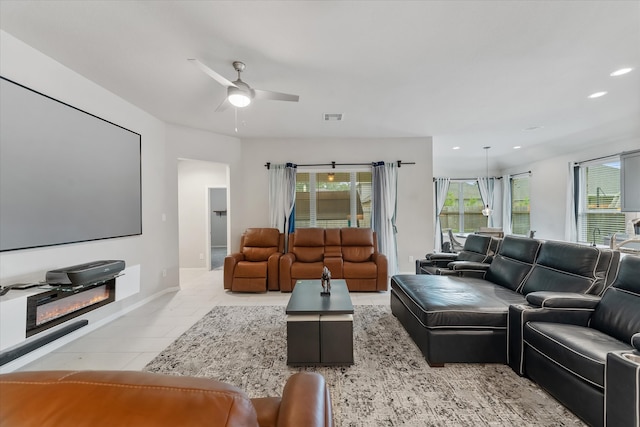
295,171 -> 371,228
511,176 -> 530,235
439,181 -> 485,233
577,158 -> 625,244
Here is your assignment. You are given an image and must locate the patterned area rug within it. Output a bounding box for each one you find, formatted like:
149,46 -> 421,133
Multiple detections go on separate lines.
144,305 -> 584,426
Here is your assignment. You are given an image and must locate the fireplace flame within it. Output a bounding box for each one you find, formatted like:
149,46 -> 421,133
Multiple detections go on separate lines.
36,286 -> 110,326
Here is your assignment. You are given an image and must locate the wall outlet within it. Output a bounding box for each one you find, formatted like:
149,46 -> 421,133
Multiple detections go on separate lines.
162,269 -> 167,278
199,253 -> 204,260
408,255 -> 414,263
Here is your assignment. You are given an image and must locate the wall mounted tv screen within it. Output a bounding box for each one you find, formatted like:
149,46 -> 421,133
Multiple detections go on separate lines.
0,77 -> 142,252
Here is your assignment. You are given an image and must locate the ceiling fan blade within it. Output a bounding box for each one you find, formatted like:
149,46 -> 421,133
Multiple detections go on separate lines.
253,89 -> 299,102
215,97 -> 231,112
188,59 -> 236,88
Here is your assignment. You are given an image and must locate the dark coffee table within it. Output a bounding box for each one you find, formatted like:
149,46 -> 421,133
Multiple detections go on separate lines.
285,279 -> 354,365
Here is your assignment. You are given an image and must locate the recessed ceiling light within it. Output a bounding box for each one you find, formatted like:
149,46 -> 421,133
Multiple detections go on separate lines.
513,146 -> 521,149
588,91 -> 607,99
610,68 -> 633,77
523,126 -> 542,131
452,146 -> 460,150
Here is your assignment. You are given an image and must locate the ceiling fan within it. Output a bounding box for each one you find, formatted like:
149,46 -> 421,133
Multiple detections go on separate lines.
188,59 -> 299,112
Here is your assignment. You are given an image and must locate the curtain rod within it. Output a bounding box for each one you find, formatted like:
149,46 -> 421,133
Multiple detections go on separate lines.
510,170 -> 532,177
575,152 -> 620,165
433,176 -> 503,182
264,160 -> 415,169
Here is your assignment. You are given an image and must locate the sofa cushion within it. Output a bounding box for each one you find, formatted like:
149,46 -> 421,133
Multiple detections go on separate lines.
485,236 -> 541,292
292,228 -> 325,262
343,261 -> 377,279
455,234 -> 492,263
235,261 -> 268,278
521,241 -> 612,295
243,247 -> 278,262
590,255 -> 640,343
391,274 -> 526,328
341,228 -> 374,262
291,261 -> 324,279
241,228 -> 281,262
524,322 -> 633,390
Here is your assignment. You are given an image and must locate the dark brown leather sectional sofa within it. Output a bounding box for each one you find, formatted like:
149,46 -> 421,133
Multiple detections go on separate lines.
391,236 -> 619,366
391,235 -> 640,427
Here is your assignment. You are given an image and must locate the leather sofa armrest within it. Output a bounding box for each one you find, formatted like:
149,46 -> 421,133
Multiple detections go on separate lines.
275,372 -> 334,427
606,350 -> 640,427
448,261 -> 490,278
507,301 -> 594,376
372,253 -> 388,291
324,251 -> 342,258
425,253 -> 458,262
525,291 -> 601,309
224,253 -> 245,290
633,332 -> 640,351
416,257 -> 453,272
267,252 -> 283,291
279,253 -> 296,292
449,261 -> 490,271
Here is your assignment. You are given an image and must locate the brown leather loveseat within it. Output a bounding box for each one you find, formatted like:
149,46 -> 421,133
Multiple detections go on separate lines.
0,370 -> 334,427
280,227 -> 388,292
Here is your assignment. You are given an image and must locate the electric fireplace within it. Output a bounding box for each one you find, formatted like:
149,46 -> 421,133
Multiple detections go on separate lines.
26,280 -> 116,337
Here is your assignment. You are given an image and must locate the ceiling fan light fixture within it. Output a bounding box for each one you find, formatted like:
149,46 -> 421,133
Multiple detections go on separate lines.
228,87 -> 251,108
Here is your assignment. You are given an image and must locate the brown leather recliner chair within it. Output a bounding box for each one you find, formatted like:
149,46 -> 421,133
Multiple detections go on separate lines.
0,370 -> 334,427
224,228 -> 284,292
279,228 -> 388,292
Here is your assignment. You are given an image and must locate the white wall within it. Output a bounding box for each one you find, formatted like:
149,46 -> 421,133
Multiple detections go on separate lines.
503,137 -> 640,241
165,124 -> 243,257
0,31 -> 176,307
239,137 -> 433,274
177,160 -> 227,268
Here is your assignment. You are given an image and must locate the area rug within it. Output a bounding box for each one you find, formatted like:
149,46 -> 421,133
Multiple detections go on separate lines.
144,305 -> 584,426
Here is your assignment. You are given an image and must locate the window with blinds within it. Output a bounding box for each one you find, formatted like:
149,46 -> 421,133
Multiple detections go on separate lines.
577,158 -> 625,244
440,181 -> 485,233
511,176 -> 530,235
295,171 -> 371,228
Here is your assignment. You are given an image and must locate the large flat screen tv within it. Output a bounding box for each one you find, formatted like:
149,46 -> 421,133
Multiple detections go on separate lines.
0,77 -> 142,252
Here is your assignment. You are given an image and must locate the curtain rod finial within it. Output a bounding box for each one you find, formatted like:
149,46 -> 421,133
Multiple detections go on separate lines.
265,162 -> 270,170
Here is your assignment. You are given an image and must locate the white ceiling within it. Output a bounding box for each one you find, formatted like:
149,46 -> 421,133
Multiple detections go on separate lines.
1,1 -> 638,172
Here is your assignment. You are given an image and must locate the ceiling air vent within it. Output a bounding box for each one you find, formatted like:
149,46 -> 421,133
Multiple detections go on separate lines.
323,113 -> 343,122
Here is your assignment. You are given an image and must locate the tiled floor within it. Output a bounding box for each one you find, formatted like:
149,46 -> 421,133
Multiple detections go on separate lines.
19,269 -> 390,372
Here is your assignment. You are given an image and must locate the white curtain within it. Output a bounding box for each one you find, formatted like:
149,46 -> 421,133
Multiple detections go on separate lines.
477,177 -> 495,227
434,178 -> 450,252
372,162 -> 398,276
501,174 -> 512,235
268,163 -> 297,242
564,162 -> 577,242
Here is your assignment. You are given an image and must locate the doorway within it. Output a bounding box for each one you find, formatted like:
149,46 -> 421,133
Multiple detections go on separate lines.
209,187 -> 227,270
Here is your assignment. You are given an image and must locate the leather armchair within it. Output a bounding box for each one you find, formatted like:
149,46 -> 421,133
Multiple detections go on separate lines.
415,234 -> 497,275
224,228 -> 284,292
508,255 -> 640,427
0,370 -> 334,427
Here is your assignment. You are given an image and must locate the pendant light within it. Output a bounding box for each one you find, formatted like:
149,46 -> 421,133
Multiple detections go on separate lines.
482,146 -> 493,217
